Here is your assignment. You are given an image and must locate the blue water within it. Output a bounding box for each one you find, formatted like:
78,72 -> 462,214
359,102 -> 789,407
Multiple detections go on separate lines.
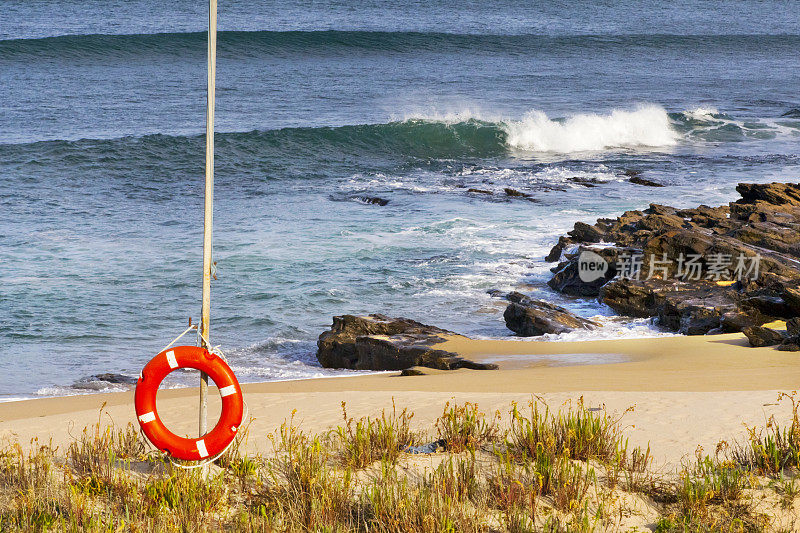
2,1 -> 799,399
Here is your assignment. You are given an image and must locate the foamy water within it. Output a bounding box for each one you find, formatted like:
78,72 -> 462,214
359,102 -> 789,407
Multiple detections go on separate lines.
504,105 -> 679,152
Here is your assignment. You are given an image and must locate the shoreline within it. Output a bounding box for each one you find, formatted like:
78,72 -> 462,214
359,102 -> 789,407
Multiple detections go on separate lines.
3,330 -> 798,469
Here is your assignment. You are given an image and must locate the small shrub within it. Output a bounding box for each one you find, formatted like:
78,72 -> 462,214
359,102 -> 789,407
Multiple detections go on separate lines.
507,398 -> 626,464
733,392 -> 800,477
436,401 -> 500,452
335,400 -> 415,468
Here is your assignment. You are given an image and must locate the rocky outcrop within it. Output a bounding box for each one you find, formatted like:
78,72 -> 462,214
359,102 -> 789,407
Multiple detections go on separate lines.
629,176 -> 665,187
317,314 -> 497,371
547,245 -> 625,296
742,326 -> 787,347
545,182 -> 800,336
503,292 -> 599,336
353,196 -> 389,206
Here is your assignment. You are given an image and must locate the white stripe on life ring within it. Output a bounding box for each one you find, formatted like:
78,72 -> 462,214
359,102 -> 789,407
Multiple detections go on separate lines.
165,350 -> 178,369
219,385 -> 236,397
196,439 -> 208,458
138,411 -> 156,424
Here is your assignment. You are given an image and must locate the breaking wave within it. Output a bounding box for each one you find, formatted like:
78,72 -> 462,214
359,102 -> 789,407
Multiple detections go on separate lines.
2,105 -> 797,165
502,105 -> 678,152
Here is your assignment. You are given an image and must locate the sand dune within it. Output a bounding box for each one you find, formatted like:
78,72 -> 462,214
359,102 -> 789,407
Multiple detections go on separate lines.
1,331 -> 797,468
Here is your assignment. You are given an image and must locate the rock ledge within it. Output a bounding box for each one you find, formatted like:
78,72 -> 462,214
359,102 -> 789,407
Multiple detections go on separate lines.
317,314 -> 497,371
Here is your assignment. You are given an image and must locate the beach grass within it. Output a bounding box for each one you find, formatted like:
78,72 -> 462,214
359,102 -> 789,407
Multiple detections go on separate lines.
1,397 -> 799,531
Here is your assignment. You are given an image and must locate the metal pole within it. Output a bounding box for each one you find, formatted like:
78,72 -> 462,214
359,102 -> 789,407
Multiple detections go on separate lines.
199,0 -> 217,437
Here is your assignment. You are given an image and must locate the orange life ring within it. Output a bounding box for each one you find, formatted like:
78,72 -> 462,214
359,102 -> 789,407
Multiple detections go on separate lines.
134,345 -> 244,461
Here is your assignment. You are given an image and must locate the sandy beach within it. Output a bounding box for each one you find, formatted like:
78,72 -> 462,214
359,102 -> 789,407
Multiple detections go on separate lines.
3,330 -> 796,469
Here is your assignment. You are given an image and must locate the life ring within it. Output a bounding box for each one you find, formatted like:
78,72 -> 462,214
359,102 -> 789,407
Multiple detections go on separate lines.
135,345 -> 244,461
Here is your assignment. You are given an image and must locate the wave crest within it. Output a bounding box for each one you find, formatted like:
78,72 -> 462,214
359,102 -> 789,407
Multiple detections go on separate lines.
503,105 -> 678,152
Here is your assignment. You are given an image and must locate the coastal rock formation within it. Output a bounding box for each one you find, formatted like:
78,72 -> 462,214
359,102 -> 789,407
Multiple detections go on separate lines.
629,176 -> 665,187
546,182 -> 800,335
742,326 -> 787,347
317,314 -> 497,371
502,292 -> 599,336
775,318 -> 800,351
352,195 -> 389,206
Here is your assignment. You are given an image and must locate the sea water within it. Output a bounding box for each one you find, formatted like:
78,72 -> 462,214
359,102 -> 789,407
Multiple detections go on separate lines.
1,0 -> 799,398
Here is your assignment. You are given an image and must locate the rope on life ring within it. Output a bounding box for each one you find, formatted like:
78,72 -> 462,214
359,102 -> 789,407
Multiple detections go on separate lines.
134,345 -> 244,461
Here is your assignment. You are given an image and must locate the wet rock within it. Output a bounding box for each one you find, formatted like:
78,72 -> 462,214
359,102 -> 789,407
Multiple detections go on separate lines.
503,188 -> 539,202
743,326 -> 787,347
353,196 -> 389,206
568,177 -> 602,187
629,176 -> 665,187
468,188 -> 493,195
504,188 -> 530,197
317,314 -> 497,371
73,373 -> 137,390
503,292 -> 599,336
568,222 -> 607,243
547,246 -> 623,297
547,182 -> 800,335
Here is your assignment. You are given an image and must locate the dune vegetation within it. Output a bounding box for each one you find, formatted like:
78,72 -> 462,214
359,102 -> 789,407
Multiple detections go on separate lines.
2,395 -> 800,532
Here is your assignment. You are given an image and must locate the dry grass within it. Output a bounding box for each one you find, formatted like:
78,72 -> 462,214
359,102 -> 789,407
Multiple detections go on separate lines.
0,397 -> 798,531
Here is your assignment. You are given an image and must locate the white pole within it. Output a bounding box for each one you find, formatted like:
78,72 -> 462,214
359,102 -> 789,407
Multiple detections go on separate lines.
199,0 -> 217,437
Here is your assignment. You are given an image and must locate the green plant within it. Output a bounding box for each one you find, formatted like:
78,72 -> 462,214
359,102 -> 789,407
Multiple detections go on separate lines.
733,393 -> 800,477
334,399 -> 415,468
436,401 -> 500,452
507,398 -> 627,464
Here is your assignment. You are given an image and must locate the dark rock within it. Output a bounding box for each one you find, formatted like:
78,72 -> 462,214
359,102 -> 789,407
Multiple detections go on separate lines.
503,292 -> 599,336
781,108 -> 800,118
778,336 -> 800,351
629,176 -> 665,187
545,236 -> 571,262
547,182 -> 800,336
503,188 -> 540,202
353,196 -> 389,206
657,288 -> 740,335
468,188 -> 493,195
783,287 -> 800,314
317,314 -> 497,371
743,326 -> 787,347
547,246 -> 622,297
740,295 -> 794,319
568,222 -> 607,243
92,373 -> 137,384
73,373 -> 137,390
599,279 -> 668,318
720,310 -> 769,333
400,368 -> 427,376
787,317 -> 800,337
568,177 -> 602,187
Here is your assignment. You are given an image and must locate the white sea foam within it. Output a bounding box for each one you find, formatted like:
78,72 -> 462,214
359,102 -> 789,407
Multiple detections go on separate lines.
683,106 -> 720,121
503,105 -> 679,152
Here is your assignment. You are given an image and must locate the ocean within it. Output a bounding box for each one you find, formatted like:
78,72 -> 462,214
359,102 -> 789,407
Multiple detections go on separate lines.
2,0 -> 799,399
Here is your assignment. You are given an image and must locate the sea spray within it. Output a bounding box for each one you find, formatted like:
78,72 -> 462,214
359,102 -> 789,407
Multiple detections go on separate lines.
503,105 -> 679,153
